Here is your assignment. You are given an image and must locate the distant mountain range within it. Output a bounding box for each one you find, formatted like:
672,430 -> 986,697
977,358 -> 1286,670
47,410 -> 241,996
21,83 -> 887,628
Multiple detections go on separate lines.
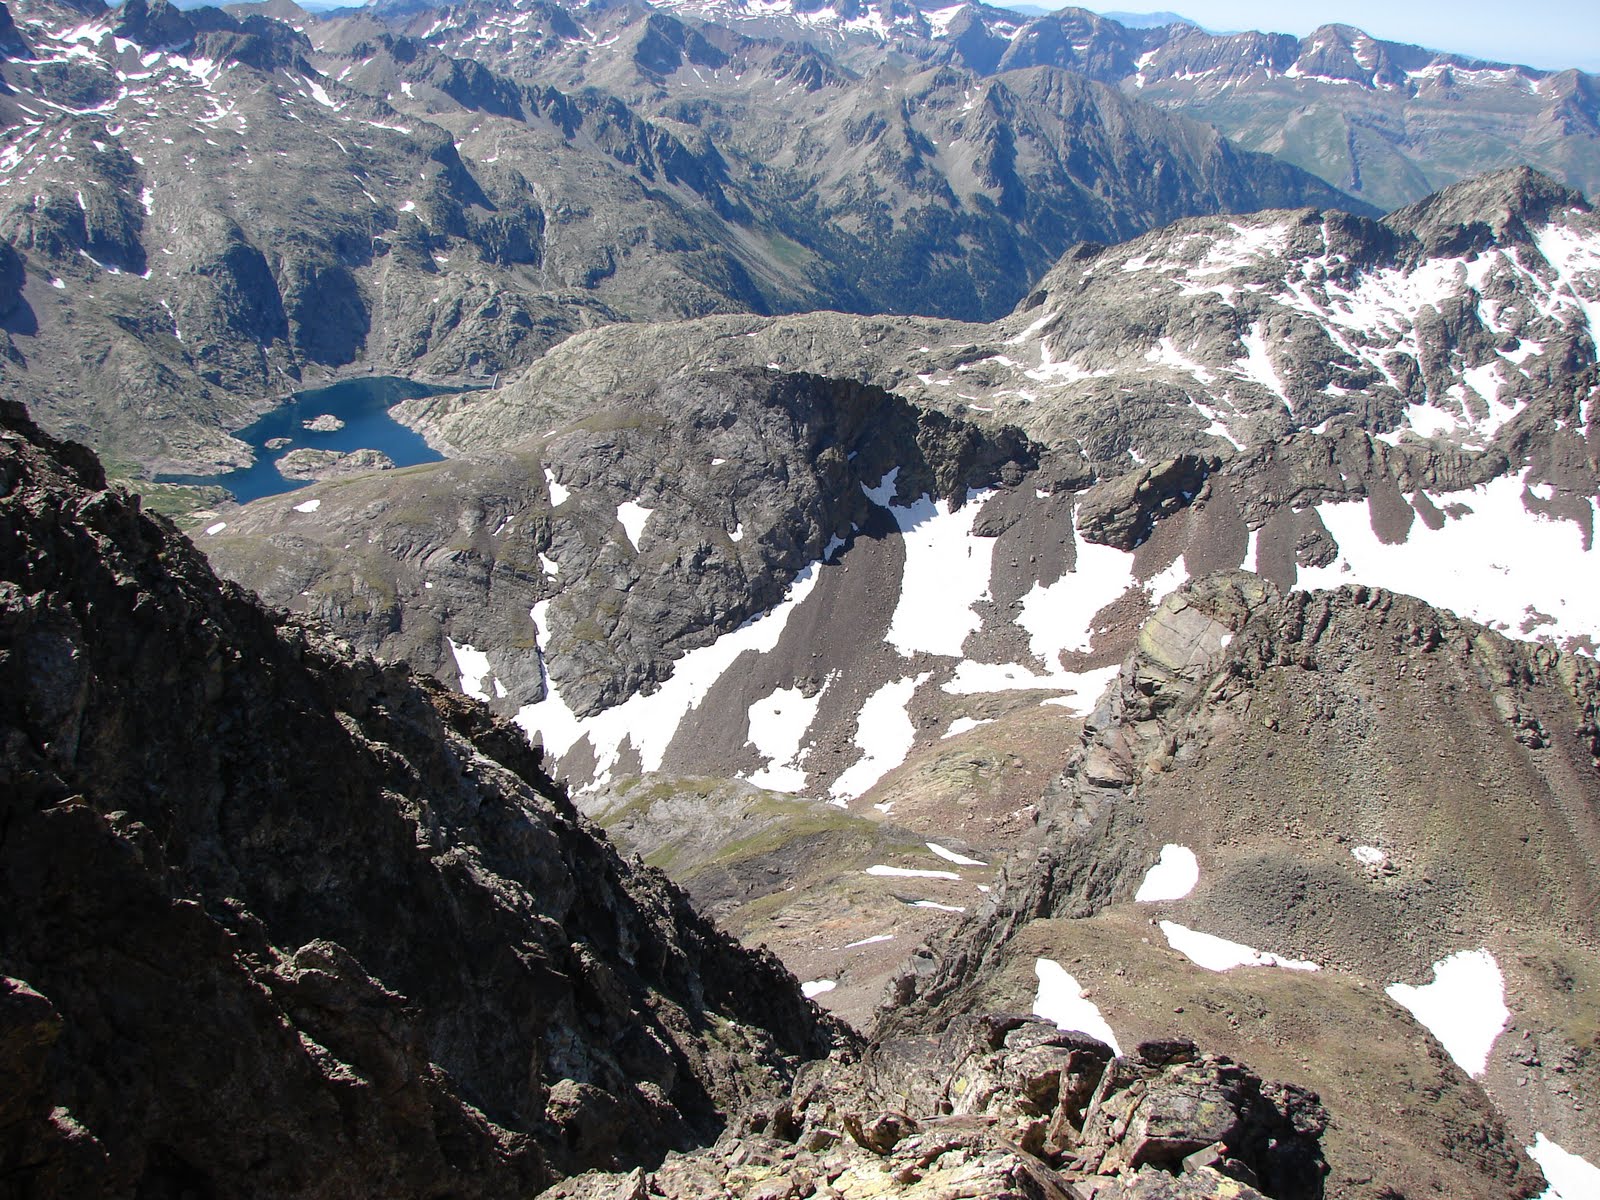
1095,8 -> 1202,29
0,0 -> 1357,477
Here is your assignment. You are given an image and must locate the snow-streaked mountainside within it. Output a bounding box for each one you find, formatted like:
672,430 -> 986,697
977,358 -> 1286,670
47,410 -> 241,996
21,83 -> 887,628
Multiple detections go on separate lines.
499,166 -> 1600,784
201,168 -> 1600,1197
9,0 -> 1600,1190
404,0 -> 1599,210
205,167 -> 1600,808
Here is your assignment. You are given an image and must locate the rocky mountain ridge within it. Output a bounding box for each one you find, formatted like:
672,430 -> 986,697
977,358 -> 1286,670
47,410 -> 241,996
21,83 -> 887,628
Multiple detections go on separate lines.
0,394 -> 1361,1200
0,0 -> 1356,479
882,573 -> 1600,1195
562,0 -> 1600,210
0,395 -> 844,1193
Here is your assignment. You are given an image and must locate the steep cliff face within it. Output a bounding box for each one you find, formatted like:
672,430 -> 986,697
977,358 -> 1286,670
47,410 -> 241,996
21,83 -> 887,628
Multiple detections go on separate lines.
0,398 -> 845,1195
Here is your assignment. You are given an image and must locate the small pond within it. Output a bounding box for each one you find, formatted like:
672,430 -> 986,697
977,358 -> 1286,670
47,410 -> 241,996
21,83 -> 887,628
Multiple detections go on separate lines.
159,376 -> 464,504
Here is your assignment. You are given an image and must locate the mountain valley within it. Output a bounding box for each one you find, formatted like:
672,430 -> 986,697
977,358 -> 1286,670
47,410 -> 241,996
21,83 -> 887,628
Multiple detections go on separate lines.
5,0 -> 1600,1196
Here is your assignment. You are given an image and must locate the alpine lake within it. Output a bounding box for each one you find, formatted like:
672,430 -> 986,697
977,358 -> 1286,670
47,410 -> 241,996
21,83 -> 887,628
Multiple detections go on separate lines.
159,376 -> 469,504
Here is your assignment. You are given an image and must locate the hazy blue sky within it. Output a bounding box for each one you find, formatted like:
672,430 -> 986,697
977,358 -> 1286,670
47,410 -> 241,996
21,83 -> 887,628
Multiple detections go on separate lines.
1080,3 -> 1599,74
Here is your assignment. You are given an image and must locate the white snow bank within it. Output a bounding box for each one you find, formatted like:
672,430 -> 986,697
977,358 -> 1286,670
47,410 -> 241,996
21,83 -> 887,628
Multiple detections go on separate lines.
1159,921 -> 1320,972
802,979 -> 836,998
292,497 -> 321,513
1134,845 -> 1199,902
1528,1133 -> 1600,1200
927,842 -> 987,866
1352,845 -> 1388,867
1385,949 -> 1508,1077
863,473 -> 996,658
942,716 -> 993,738
447,638 -> 494,702
943,661 -> 1120,718
1299,469 -> 1600,649
1017,536 -> 1138,662
829,673 -> 931,802
845,933 -> 895,948
1033,959 -> 1123,1054
866,865 -> 960,880
542,466 -> 569,506
745,683 -> 825,792
616,500 -> 654,550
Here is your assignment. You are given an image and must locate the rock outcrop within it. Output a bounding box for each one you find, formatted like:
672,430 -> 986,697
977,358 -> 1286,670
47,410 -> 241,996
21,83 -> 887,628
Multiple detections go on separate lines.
0,397 -> 846,1194
546,1015 -> 1327,1200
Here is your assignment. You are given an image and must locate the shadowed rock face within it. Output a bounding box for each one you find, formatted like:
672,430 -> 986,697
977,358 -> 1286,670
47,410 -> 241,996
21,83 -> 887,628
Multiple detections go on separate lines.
0,398 -> 846,1195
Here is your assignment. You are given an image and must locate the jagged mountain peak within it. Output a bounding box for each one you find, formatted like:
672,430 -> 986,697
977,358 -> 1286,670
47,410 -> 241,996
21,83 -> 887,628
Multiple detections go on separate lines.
1386,164 -> 1593,254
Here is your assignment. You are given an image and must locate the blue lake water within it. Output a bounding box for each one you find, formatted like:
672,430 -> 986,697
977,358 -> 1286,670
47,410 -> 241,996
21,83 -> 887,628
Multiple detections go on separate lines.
160,376 -> 460,504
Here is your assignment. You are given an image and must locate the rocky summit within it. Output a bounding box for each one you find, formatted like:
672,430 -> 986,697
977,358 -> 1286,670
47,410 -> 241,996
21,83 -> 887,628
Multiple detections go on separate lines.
5,0 -> 1600,1195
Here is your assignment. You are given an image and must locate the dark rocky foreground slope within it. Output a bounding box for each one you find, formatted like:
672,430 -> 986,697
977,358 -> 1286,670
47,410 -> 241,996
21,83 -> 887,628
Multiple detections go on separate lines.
0,396 -> 844,1194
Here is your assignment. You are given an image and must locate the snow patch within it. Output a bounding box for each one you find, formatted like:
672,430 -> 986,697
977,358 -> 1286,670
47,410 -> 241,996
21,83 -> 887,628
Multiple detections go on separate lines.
863,485 -> 995,658
801,979 -> 836,998
1528,1133 -> 1600,1200
745,683 -> 825,792
1017,533 -> 1137,662
543,466 -> 569,506
1385,949 -> 1508,1077
830,673 -> 931,802
926,842 -> 986,867
942,715 -> 993,738
1134,844 -> 1199,902
1299,469 -> 1600,648
1159,921 -> 1321,972
616,499 -> 654,550
292,498 -> 321,513
447,638 -> 494,702
865,864 -> 960,880
1033,959 -> 1122,1054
